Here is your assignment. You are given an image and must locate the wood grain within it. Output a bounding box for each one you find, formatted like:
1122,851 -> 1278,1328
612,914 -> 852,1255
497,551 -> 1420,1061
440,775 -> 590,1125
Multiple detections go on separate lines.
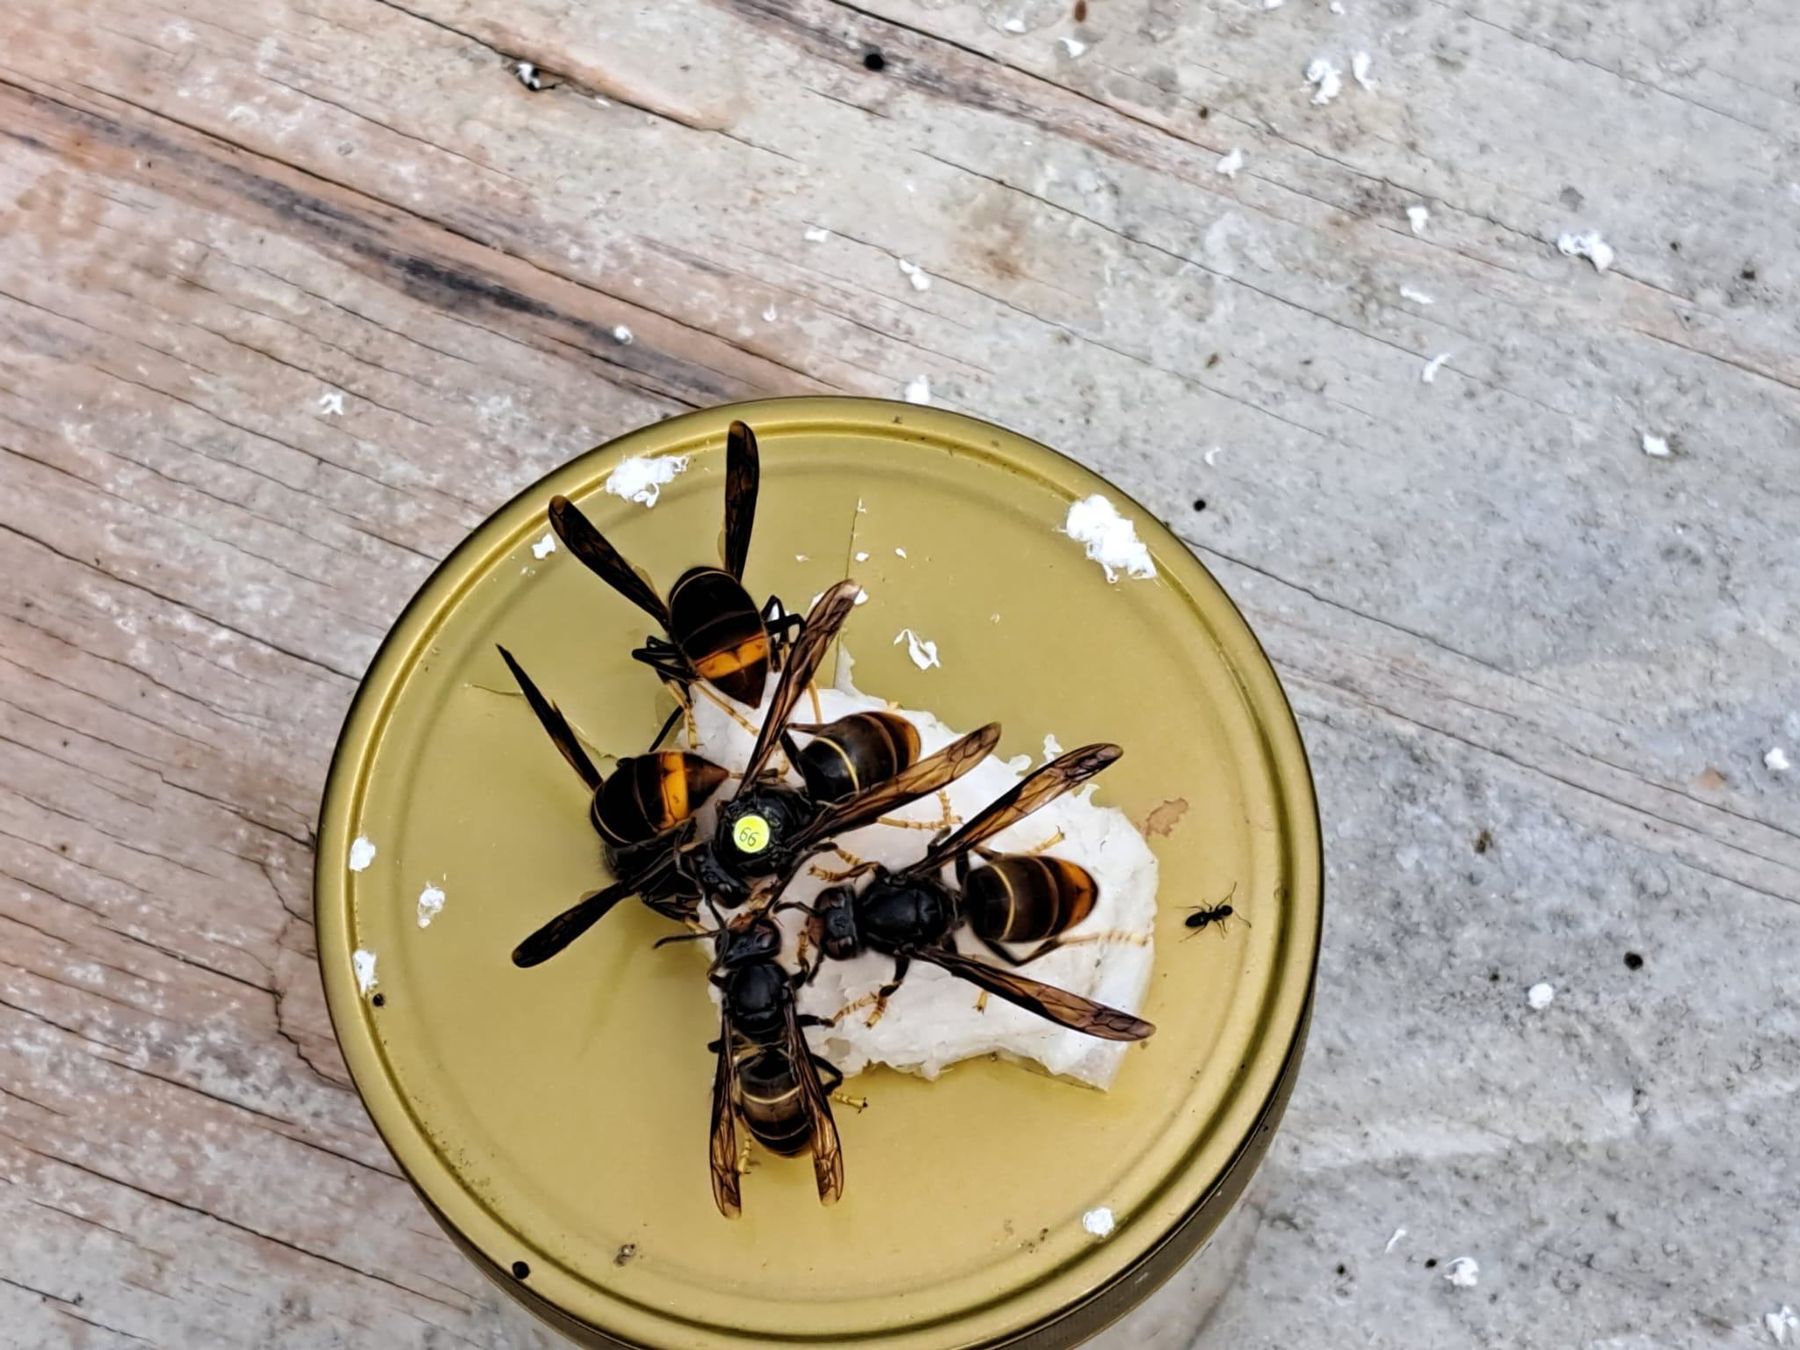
2,0 -> 1796,1345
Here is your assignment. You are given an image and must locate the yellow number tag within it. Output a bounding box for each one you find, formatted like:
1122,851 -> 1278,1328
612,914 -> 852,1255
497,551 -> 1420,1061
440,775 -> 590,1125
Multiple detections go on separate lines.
732,814 -> 771,854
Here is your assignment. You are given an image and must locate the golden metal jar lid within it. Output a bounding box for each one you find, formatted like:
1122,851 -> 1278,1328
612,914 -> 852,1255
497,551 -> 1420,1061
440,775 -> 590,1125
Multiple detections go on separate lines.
315,397 -> 1322,1348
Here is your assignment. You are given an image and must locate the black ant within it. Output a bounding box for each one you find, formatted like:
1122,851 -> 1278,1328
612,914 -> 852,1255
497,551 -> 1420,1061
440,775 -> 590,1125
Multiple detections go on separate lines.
1183,885 -> 1246,939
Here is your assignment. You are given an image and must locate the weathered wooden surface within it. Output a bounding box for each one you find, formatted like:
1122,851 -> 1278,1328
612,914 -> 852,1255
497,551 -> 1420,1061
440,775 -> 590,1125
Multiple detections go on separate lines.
2,0 -> 1797,1345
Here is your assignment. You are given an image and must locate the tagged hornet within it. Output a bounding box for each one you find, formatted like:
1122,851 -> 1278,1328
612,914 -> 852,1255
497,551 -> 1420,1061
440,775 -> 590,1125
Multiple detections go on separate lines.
508,581 -> 1001,964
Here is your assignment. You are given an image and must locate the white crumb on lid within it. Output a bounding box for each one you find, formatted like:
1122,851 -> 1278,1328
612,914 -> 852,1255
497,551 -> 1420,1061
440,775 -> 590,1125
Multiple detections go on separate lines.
1527,981 -> 1555,1009
1444,1256 -> 1479,1288
903,375 -> 932,405
417,883 -> 446,929
348,837 -> 377,872
795,553 -> 809,562
1351,51 -> 1376,89
1767,1306 -> 1799,1344
1305,57 -> 1343,105
531,531 -> 557,559
611,324 -> 634,344
1558,230 -> 1615,272
1400,285 -> 1435,304
1407,204 -> 1431,235
855,551 -> 870,562
1422,352 -> 1451,383
1082,1207 -> 1115,1238
1216,147 -> 1245,177
605,453 -> 691,508
854,588 -> 869,606
1641,432 -> 1671,458
1064,495 -> 1156,581
1385,1226 -> 1407,1253
803,226 -> 830,243
1767,747 -> 1792,772
893,628 -> 941,670
897,258 -> 932,291
317,389 -> 346,416
1043,733 -> 1064,760
1058,36 -> 1087,57
895,547 -> 907,558
353,949 -> 378,995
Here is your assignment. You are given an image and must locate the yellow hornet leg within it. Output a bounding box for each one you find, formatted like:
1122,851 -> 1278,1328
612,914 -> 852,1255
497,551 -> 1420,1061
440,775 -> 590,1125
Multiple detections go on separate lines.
1055,930 -> 1152,950
828,991 -> 881,1024
1024,828 -> 1066,856
973,991 -> 991,1013
809,847 -> 873,883
830,1092 -> 869,1113
876,790 -> 961,832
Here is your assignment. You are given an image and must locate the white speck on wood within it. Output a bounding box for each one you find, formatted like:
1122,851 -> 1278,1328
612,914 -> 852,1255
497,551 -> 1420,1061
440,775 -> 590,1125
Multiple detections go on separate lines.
1002,16 -> 1026,32
1527,981 -> 1556,1009
417,883 -> 446,929
611,324 -> 634,344
1401,286 -> 1435,304
1385,1226 -> 1407,1254
1305,57 -> 1344,105
904,375 -> 932,404
1766,747 -> 1792,773
1204,446 -> 1223,467
1766,1306 -> 1799,1345
1329,0 -> 1345,11
348,837 -> 377,872
1444,1256 -> 1480,1288
893,628 -> 941,670
1216,147 -> 1245,177
1407,205 -> 1431,235
761,303 -> 778,322
1083,1207 -> 1116,1238
353,949 -> 378,996
1262,0 -> 1284,9
531,532 -> 557,559
513,61 -> 541,91
1558,230 -> 1616,272
1351,51 -> 1376,89
803,226 -> 830,243
604,454 -> 691,508
317,389 -> 345,416
898,258 -> 932,291
1422,352 -> 1452,383
1058,36 -> 1087,57
1064,495 -> 1156,581
1641,433 -> 1671,459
